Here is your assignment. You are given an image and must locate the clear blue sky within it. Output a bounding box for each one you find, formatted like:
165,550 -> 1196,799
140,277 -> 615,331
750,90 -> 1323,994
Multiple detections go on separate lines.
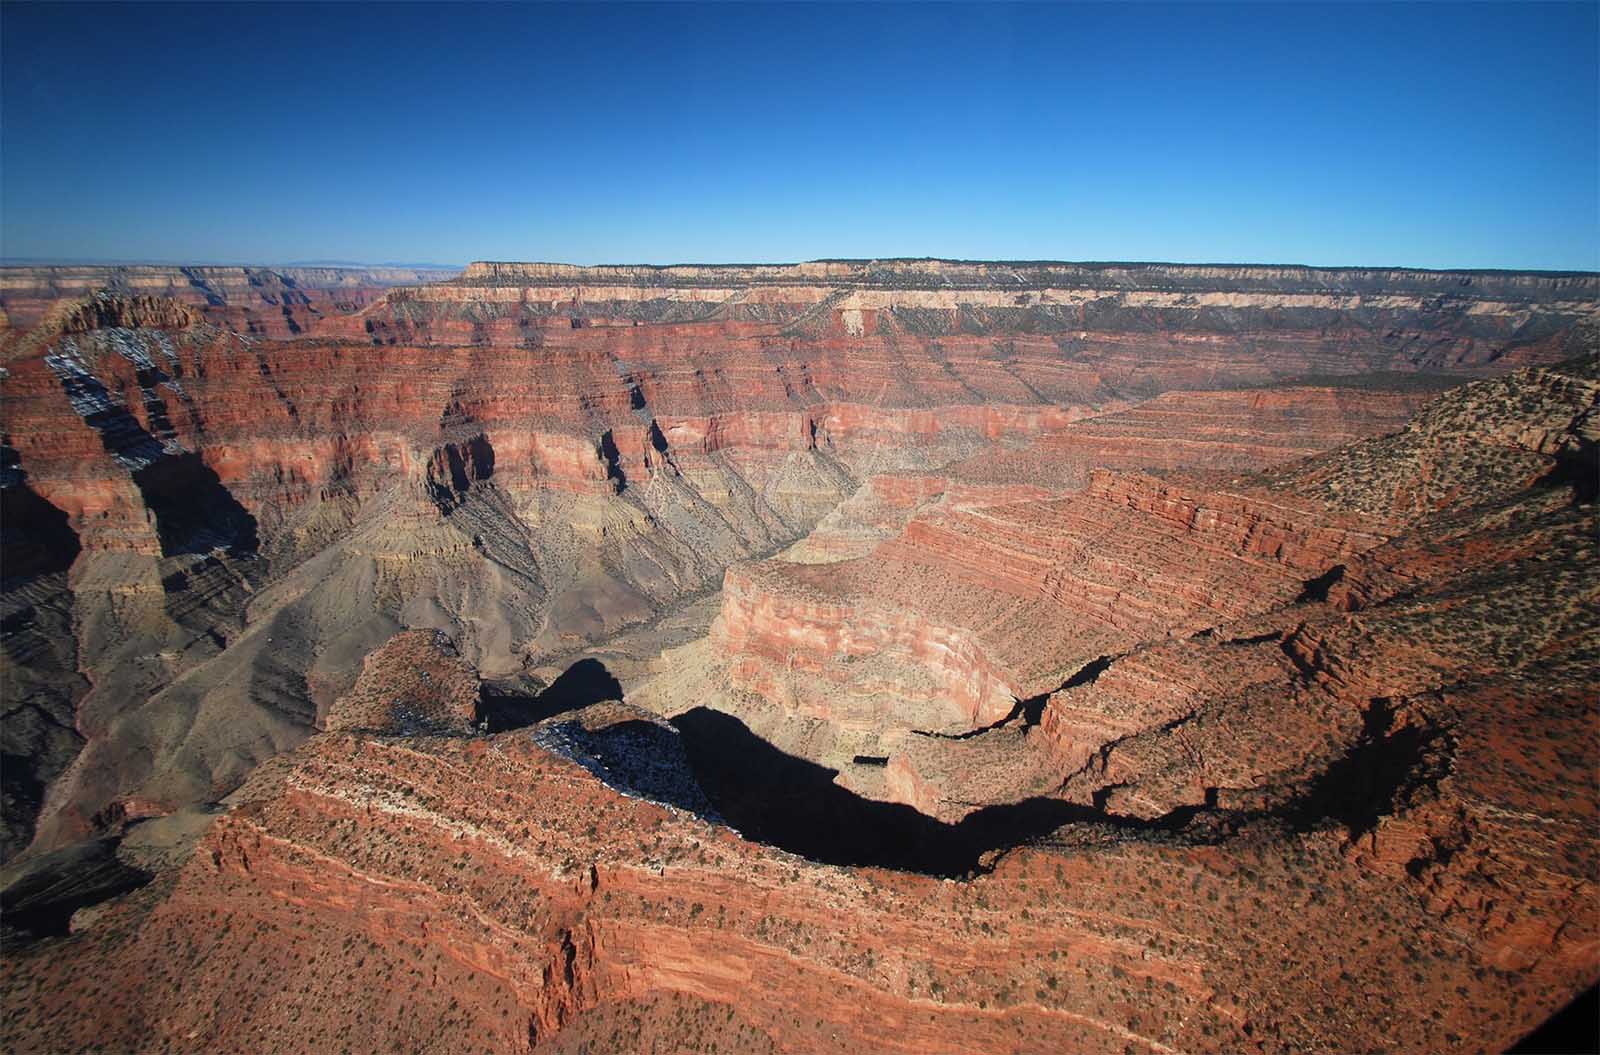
3,1 -> 1596,270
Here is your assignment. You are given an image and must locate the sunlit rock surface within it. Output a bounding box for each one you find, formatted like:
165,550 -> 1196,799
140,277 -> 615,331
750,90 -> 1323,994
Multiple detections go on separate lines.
0,261 -> 1595,1053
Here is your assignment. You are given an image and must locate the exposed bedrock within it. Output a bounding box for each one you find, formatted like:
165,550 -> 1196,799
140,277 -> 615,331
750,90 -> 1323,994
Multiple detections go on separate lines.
0,286 -> 1594,1055
321,629 -> 479,735
0,448 -> 81,583
4,619 -> 1593,1055
0,262 -> 1593,1032
426,432 -> 497,509
9,261 -> 1573,856
711,467 -> 1388,755
0,254 -> 1587,858
0,449 -> 89,859
698,357 -> 1599,829
0,264 -> 458,335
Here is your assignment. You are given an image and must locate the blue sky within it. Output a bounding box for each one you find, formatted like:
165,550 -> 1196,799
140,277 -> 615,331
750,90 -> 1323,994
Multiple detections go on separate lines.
3,1 -> 1596,269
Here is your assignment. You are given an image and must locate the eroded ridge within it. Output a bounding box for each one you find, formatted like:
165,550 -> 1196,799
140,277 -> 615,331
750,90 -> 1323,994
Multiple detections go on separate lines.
0,252 -> 1595,1050
3,260 -> 1550,858
2,353 -> 1594,1055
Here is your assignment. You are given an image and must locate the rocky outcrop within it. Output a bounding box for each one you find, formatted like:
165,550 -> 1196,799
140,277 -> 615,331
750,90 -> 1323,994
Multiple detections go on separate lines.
0,264 -> 458,334
1271,362 -> 1600,518
694,357 -> 1598,840
4,604 -> 1593,1055
321,629 -> 479,734
711,468 -> 1386,755
410,259 -> 1599,370
0,325 -> 1596,1054
0,263 -> 1591,881
780,385 -> 1433,562
51,294 -> 205,336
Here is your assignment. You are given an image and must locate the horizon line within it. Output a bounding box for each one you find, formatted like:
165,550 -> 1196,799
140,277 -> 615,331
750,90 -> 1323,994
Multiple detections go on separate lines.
3,256 -> 1598,278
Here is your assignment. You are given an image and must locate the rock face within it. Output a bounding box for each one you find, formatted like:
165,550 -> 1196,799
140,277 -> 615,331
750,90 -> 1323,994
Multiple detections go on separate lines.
0,260 -> 1596,1054
691,361 -> 1598,814
0,264 -> 460,334
7,259 -> 1581,858
321,629 -> 479,735
714,468 -> 1387,742
4,389 -> 1596,1051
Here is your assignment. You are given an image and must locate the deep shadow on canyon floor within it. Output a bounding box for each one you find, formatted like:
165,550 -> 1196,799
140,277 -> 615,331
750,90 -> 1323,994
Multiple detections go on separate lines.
491,659 -> 1447,881
477,657 -> 623,732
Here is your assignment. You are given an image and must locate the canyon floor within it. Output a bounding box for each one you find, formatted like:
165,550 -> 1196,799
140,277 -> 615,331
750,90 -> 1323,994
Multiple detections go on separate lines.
0,260 -> 1596,1053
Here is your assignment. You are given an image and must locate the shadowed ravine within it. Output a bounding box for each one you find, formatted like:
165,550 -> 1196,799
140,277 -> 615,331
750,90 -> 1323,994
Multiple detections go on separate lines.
477,658 -> 624,732
510,661 -> 1451,879
0,257 -> 1592,1055
669,706 -> 1096,876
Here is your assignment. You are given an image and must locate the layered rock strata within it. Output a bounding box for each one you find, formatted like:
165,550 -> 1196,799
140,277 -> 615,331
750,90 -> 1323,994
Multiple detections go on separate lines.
0,336 -> 1595,1054
7,260 -> 1583,858
0,264 -> 458,334
693,360 -> 1597,822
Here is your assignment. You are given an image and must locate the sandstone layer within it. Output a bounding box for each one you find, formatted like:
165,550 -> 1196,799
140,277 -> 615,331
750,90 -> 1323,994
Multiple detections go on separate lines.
0,261 -> 1595,1054
3,358 -> 1596,1051
0,265 -> 459,335
8,260 -> 1585,858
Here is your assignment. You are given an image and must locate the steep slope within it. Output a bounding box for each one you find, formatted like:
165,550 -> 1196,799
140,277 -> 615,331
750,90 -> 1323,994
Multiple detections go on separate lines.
1,357 -> 1594,1053
0,260 -> 1591,867
662,358 -> 1596,822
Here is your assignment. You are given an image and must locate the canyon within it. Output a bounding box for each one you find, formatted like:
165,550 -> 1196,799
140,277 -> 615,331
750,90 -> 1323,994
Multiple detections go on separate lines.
0,259 -> 1596,1053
